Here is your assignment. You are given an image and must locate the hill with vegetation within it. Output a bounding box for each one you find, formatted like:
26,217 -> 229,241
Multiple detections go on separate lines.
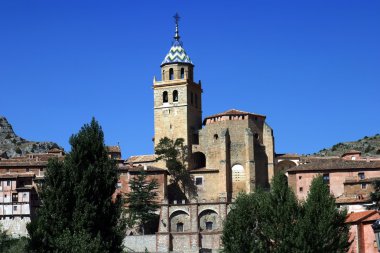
314,134 -> 380,157
0,116 -> 61,158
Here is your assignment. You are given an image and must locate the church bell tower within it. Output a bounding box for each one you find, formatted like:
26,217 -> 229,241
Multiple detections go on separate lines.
153,14 -> 203,150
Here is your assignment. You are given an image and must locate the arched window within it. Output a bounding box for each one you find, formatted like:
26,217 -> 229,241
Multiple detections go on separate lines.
232,164 -> 245,182
163,91 -> 168,103
169,68 -> 174,80
162,70 -> 165,80
180,68 -> 185,79
173,90 -> 178,102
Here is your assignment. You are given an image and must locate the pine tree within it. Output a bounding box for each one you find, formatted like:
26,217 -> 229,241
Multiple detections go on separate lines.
222,173 -> 350,253
125,171 -> 159,235
221,192 -> 268,253
370,180 -> 380,210
263,173 -> 300,253
27,118 -> 126,253
222,173 -> 300,253
155,137 -> 197,198
296,175 -> 350,253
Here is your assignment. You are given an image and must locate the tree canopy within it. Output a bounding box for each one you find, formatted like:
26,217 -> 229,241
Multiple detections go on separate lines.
222,173 -> 350,253
155,137 -> 196,199
125,171 -> 159,234
370,180 -> 380,210
27,118 -> 125,253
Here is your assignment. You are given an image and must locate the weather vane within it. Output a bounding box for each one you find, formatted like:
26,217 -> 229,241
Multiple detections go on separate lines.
173,13 -> 181,41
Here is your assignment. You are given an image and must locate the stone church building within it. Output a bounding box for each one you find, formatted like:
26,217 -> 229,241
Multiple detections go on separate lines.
124,16 -> 275,252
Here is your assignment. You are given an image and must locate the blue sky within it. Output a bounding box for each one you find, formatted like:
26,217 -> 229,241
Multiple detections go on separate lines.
0,1 -> 379,157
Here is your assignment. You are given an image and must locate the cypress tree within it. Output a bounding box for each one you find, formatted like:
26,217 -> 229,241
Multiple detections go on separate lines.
263,172 -> 300,253
222,173 -> 300,253
27,118 -> 125,253
125,171 -> 159,235
296,175 -> 350,253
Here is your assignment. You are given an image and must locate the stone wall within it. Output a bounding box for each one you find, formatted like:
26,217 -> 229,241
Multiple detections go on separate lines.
123,235 -> 157,252
156,199 -> 229,252
0,217 -> 30,237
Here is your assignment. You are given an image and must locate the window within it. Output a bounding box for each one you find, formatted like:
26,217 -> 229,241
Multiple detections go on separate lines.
163,91 -> 168,103
323,174 -> 330,184
12,193 -> 18,202
26,168 -> 29,172
232,164 -> 245,182
13,206 -> 17,211
6,181 -> 10,186
169,68 -> 174,80
361,183 -> 367,189
173,90 -> 178,102
358,172 -> 365,180
180,68 -> 184,79
195,177 -> 203,186
214,134 -> 218,140
176,222 -> 184,232
299,187 -> 303,192
206,221 -> 213,231
299,176 -> 302,180
162,70 -> 165,80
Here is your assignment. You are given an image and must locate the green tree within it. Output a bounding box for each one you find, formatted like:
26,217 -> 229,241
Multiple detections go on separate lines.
262,173 -> 300,253
370,180 -> 380,210
222,173 -> 350,253
296,176 -> 350,253
125,171 -> 159,235
221,192 -> 268,253
222,173 -> 300,253
0,224 -> 27,253
27,118 -> 126,253
155,137 -> 196,198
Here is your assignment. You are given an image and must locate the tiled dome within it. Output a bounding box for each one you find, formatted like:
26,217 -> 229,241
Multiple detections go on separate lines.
161,40 -> 193,66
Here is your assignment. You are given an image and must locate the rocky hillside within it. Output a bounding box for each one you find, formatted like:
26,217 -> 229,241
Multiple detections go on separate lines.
0,116 -> 61,158
314,134 -> 380,157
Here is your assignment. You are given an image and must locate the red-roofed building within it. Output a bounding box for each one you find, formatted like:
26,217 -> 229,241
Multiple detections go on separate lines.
346,210 -> 380,253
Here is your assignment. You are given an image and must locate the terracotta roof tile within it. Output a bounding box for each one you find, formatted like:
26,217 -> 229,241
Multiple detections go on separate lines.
204,109 -> 266,121
287,159 -> 380,172
126,154 -> 156,164
346,210 -> 379,223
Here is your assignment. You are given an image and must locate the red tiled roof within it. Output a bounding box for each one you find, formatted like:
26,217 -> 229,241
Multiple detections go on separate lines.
287,159 -> 380,172
203,109 -> 266,122
126,154 -> 156,164
346,210 -> 380,223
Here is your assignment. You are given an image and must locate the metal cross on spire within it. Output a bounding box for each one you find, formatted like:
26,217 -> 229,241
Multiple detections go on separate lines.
173,13 -> 181,41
